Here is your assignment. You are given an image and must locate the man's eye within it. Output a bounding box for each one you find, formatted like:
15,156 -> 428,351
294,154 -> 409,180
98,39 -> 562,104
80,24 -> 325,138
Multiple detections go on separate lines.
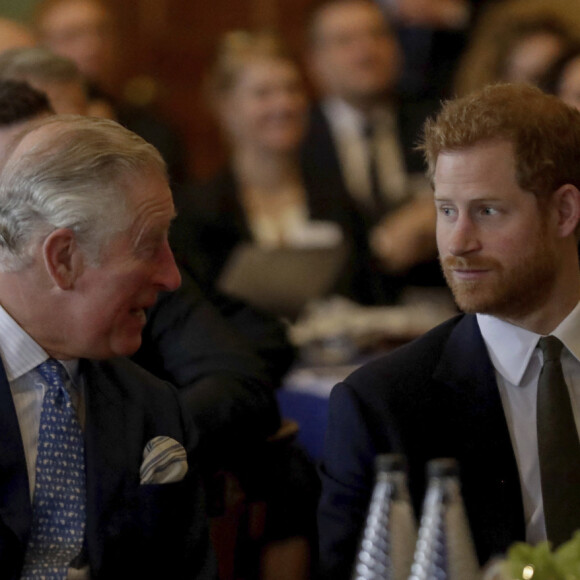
136,240 -> 162,259
438,206 -> 455,217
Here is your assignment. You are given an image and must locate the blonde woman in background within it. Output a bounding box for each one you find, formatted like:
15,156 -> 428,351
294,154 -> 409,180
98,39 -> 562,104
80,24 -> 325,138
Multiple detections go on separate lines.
170,30 -> 378,307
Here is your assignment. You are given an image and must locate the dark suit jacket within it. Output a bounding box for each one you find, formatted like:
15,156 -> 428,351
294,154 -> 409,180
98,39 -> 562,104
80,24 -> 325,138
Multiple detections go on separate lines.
318,314 -> 525,580
133,269 -> 285,474
133,271 -> 319,542
0,356 -> 216,580
300,103 -> 425,214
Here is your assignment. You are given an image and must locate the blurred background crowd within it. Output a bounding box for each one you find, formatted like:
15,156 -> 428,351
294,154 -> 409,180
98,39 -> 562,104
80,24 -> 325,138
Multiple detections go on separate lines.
2,0 -> 578,178
3,0 -> 580,317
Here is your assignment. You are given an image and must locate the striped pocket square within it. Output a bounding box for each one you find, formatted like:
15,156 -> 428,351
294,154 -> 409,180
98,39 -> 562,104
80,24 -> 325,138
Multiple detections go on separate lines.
140,436 -> 188,485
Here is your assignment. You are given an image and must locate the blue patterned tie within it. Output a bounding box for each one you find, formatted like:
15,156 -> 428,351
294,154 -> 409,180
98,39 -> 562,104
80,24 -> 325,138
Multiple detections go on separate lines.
21,359 -> 86,579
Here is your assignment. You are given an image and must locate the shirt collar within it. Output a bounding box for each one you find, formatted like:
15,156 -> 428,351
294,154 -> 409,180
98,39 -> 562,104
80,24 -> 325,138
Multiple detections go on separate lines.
0,304 -> 79,385
477,302 -> 580,385
551,301 -> 580,363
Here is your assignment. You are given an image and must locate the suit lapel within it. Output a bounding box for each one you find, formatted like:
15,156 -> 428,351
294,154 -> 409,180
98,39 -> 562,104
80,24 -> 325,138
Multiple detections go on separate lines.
82,359 -> 138,569
433,314 -> 515,455
0,359 -> 32,548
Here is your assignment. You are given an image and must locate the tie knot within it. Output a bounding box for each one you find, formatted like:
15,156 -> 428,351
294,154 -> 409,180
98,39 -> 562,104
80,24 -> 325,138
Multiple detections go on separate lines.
539,336 -> 564,362
36,358 -> 68,387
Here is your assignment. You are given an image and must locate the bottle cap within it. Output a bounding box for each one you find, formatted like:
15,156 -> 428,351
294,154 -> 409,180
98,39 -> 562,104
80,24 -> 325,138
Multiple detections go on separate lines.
375,453 -> 407,473
427,457 -> 459,478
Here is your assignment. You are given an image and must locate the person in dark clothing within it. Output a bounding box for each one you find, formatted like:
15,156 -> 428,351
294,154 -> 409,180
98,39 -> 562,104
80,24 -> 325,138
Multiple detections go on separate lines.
133,268 -> 289,471
302,0 -> 444,302
0,112 -> 216,580
319,83 -> 580,579
1,77 -> 318,580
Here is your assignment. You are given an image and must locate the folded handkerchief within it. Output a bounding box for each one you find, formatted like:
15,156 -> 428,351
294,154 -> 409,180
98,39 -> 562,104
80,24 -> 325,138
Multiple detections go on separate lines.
140,436 -> 188,485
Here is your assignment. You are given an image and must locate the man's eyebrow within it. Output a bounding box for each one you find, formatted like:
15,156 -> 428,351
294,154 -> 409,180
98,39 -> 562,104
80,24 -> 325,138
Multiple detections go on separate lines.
434,196 -> 505,202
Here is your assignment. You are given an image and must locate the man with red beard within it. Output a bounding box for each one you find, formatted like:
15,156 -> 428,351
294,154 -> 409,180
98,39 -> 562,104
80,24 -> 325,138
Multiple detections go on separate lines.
318,83 -> 580,580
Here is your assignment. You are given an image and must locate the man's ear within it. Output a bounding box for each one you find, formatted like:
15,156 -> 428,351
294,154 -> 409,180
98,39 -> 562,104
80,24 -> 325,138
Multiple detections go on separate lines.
42,228 -> 84,289
551,184 -> 580,238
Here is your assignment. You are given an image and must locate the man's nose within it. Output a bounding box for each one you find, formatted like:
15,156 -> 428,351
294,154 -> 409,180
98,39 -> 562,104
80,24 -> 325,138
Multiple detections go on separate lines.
446,216 -> 481,256
156,240 -> 181,292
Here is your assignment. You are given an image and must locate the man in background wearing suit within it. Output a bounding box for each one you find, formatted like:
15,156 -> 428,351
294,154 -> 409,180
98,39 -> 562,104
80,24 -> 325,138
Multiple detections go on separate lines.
318,83 -> 580,579
0,114 -> 216,579
302,0 -> 441,301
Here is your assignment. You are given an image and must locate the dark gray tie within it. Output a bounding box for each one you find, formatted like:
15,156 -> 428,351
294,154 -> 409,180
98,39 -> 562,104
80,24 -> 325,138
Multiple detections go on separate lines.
537,336 -> 580,547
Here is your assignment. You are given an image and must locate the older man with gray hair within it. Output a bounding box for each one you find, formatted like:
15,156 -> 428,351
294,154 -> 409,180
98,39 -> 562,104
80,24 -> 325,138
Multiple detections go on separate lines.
0,114 -> 216,579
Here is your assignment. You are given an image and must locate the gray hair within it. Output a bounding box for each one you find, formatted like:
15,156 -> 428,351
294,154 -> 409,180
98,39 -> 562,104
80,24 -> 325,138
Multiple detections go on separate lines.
0,114 -> 167,272
0,46 -> 83,86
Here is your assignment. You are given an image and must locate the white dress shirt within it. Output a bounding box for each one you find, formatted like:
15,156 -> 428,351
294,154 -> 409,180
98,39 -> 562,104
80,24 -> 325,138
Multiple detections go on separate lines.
0,305 -> 82,499
477,304 -> 580,544
321,97 -> 410,209
0,305 -> 87,579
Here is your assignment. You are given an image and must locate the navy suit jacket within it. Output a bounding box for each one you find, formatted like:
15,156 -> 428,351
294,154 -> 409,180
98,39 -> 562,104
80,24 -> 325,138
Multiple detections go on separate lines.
318,314 -> 526,580
133,269 -> 285,475
0,356 -> 216,580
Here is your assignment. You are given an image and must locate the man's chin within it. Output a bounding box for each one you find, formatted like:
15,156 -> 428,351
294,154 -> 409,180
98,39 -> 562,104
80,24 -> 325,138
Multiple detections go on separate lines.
451,287 -> 529,319
452,297 -> 485,314
449,284 -> 497,315
105,333 -> 143,359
